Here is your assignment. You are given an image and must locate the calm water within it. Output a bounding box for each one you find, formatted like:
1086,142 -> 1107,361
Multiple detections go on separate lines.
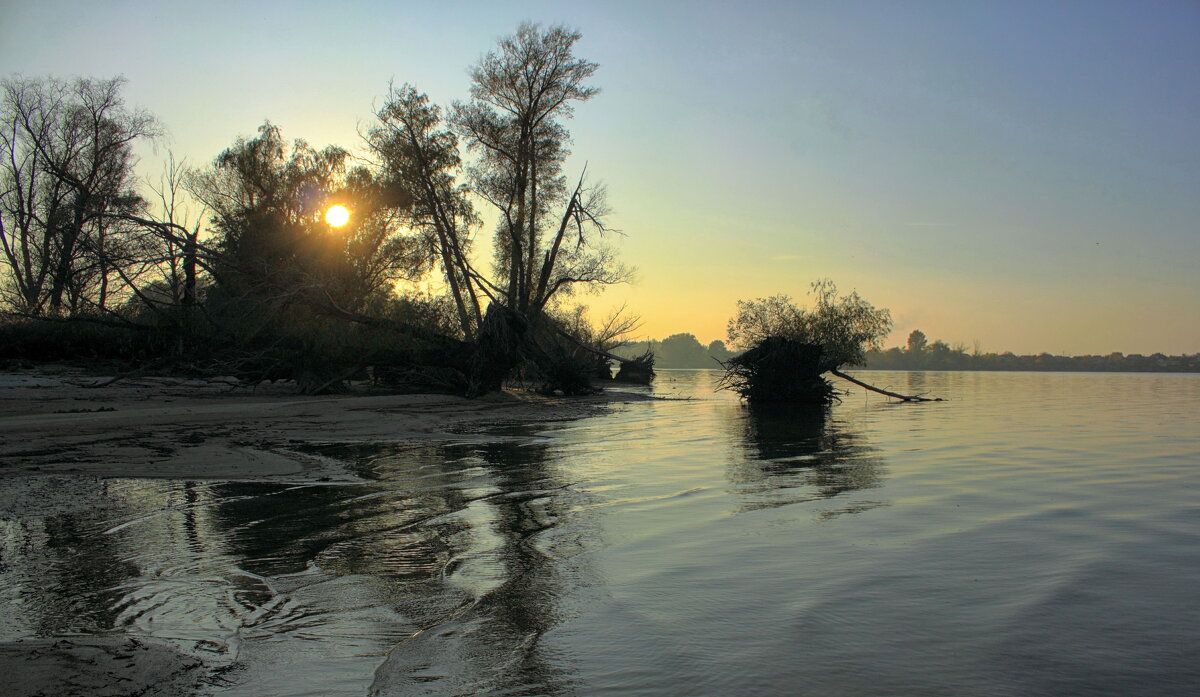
3,371 -> 1199,696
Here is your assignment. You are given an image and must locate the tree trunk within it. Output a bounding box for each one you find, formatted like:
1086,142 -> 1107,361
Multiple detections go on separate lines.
466,303 -> 528,397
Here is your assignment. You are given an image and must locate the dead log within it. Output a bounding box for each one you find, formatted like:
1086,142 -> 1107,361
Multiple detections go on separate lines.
545,325 -> 655,385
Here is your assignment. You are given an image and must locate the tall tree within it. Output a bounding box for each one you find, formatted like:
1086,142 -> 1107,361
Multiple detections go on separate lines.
452,22 -> 625,316
0,76 -> 158,315
906,329 -> 928,354
368,85 -> 482,337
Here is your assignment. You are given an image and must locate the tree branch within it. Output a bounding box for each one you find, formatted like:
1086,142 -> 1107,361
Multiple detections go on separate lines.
830,368 -> 943,402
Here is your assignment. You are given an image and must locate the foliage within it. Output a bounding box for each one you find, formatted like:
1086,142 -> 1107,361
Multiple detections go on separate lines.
718,281 -> 891,404
906,329 -> 927,354
452,22 -> 628,315
708,339 -> 735,362
727,280 -> 892,372
368,85 -> 481,337
188,122 -> 428,314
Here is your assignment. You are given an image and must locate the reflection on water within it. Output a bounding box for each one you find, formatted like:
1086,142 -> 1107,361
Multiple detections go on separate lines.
729,404 -> 885,514
0,435 -> 587,695
3,370 -> 1200,696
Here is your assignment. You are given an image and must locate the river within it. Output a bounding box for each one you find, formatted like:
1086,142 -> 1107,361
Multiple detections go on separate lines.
3,370 -> 1199,695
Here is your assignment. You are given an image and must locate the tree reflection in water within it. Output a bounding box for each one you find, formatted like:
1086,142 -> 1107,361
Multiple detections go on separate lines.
0,434 -> 590,696
314,437 -> 588,697
3,498 -> 138,637
728,404 -> 888,516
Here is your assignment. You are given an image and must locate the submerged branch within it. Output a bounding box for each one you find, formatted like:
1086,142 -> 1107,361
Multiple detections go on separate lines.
830,368 -> 943,402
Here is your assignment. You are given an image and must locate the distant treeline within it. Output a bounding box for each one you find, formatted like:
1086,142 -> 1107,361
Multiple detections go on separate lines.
619,329 -> 1200,373
863,346 -> 1200,372
615,333 -> 735,369
866,329 -> 1199,372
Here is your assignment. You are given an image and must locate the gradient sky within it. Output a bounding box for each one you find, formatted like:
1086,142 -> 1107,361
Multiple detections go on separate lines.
3,0 -> 1197,354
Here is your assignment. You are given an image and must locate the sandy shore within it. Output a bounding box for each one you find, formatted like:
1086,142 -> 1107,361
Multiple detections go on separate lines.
0,365 -> 649,696
0,366 -> 644,482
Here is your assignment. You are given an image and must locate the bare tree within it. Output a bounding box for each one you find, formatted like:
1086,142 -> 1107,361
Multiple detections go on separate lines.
551,302 -> 641,354
148,154 -> 203,313
0,75 -> 159,315
0,80 -> 62,312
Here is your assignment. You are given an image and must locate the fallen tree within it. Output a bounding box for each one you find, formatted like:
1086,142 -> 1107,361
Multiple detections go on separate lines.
719,281 -> 941,404
718,337 -> 832,404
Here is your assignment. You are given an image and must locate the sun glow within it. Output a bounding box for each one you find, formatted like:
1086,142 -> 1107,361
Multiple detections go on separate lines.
325,204 -> 350,228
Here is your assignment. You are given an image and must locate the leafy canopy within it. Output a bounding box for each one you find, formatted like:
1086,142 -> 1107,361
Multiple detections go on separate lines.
727,280 -> 892,371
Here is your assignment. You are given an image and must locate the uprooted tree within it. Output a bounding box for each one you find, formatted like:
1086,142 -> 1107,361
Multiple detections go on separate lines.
719,280 -> 940,404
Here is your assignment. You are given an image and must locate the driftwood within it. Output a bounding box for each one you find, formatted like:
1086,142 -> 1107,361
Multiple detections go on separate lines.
614,350 -> 655,384
830,368 -> 943,402
547,324 -> 655,385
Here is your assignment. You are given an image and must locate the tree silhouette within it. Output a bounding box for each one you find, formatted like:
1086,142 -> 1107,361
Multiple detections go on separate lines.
452,22 -> 627,316
1,27 -> 638,396
188,122 -> 428,318
727,280 -> 892,373
369,85 -> 482,338
0,76 -> 159,315
721,281 -> 937,403
906,329 -> 927,354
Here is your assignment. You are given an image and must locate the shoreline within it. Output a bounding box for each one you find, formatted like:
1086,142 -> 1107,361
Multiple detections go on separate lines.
0,366 -> 651,483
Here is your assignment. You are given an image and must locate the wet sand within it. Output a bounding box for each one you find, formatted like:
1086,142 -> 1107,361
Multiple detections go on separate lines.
0,366 -> 647,696
0,367 -> 639,482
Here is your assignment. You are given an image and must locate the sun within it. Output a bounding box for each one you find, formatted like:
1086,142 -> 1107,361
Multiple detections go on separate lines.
325,204 -> 350,228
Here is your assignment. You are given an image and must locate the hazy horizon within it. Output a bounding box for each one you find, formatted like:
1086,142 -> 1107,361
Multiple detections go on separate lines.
3,0 -> 1196,355
619,330 -> 1196,359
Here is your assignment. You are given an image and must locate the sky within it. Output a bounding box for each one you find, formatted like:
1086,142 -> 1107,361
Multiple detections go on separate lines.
2,0 -> 1197,355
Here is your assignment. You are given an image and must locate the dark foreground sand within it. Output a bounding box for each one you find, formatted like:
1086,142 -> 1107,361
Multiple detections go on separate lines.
0,366 -> 648,696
